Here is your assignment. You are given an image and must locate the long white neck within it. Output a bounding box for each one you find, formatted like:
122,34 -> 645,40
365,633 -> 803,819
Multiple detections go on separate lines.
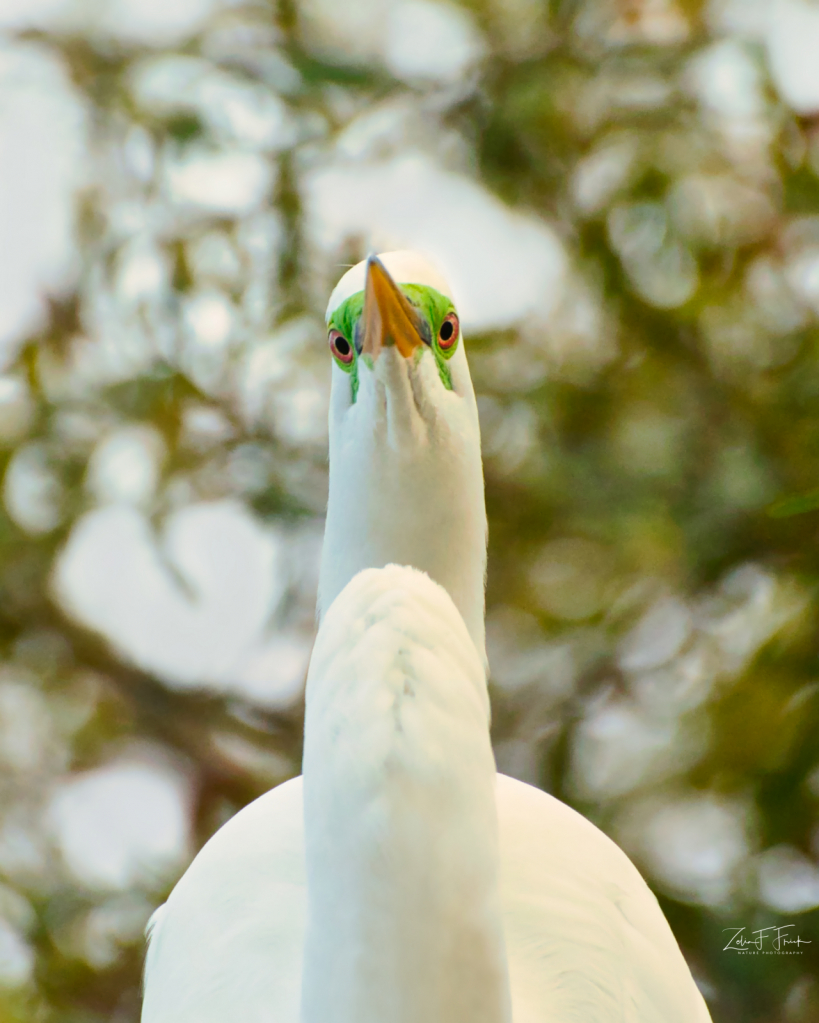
301,566 -> 511,1023
319,346 -> 488,666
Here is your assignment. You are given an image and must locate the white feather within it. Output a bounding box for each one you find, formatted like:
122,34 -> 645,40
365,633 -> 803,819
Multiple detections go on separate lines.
143,566 -> 711,1023
302,565 -> 510,1023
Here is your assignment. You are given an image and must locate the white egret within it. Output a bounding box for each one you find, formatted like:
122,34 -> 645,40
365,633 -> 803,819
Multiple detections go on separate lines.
141,252 -> 712,1023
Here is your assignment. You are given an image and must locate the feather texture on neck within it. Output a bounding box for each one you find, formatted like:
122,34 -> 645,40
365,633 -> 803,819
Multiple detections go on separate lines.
302,565 -> 510,1023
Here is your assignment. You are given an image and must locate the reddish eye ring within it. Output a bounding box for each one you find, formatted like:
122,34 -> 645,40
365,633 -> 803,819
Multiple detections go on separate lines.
329,329 -> 354,365
438,313 -> 459,350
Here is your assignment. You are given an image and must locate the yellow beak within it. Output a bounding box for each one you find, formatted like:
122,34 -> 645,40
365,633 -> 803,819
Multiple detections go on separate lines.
360,255 -> 426,360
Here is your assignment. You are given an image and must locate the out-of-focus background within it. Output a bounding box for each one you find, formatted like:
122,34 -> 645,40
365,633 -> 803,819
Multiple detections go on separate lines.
1,0 -> 818,1019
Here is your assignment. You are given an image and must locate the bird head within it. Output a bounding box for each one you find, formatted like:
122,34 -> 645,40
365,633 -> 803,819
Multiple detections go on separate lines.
318,251 -> 488,666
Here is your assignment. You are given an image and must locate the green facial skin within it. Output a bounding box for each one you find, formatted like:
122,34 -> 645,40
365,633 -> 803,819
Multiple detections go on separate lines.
326,284 -> 458,403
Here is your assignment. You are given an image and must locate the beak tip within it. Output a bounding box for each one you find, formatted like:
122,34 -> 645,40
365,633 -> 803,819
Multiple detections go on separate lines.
365,252 -> 384,277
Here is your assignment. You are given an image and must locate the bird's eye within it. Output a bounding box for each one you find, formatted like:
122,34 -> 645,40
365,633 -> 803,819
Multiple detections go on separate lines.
438,313 -> 459,351
329,329 -> 354,365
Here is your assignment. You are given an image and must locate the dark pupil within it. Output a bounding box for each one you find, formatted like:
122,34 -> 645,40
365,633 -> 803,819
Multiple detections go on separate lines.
440,320 -> 454,342
335,336 -> 351,356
